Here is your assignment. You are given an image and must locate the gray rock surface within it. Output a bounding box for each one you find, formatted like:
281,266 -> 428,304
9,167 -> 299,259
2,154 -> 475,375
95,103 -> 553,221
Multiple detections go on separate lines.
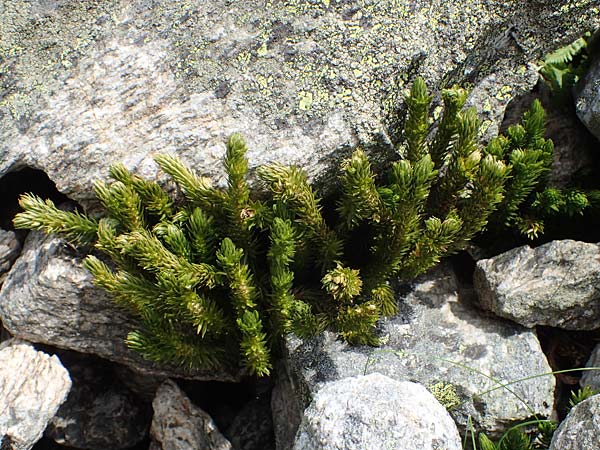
0,229 -> 20,278
0,342 -> 71,450
581,344 -> 600,391
150,379 -> 233,450
226,395 -> 275,450
474,240 -> 600,330
275,263 -> 554,445
0,1 -> 598,207
0,231 -> 240,381
549,394 -> 600,450
46,353 -> 151,450
271,363 -> 304,450
293,373 -> 462,450
576,52 -> 600,142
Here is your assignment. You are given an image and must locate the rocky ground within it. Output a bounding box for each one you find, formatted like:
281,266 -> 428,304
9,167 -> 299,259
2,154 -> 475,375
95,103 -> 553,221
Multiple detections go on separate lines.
1,1 -> 600,449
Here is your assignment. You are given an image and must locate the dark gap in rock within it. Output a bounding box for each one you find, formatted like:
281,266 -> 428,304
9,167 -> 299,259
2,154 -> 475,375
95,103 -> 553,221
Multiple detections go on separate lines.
0,321 -> 11,345
0,167 -> 71,234
449,252 -> 483,310
32,436 -> 151,450
176,375 -> 275,448
31,437 -> 67,450
32,344 -> 154,450
536,326 -> 600,420
450,251 -> 476,286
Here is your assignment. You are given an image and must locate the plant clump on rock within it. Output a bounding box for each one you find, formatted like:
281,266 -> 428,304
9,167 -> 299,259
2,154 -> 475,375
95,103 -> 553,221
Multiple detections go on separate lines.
13,78 -> 553,377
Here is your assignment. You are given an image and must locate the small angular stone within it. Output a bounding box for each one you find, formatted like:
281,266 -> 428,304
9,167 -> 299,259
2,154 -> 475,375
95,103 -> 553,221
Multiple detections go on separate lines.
0,342 -> 71,450
474,240 -> 600,330
150,380 -> 233,450
576,55 -> 600,143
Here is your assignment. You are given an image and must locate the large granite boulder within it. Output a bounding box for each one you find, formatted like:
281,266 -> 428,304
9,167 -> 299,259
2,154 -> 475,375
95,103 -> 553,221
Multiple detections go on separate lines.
0,341 -> 71,450
1,1 -> 598,207
549,394 -> 600,450
150,379 -> 233,450
0,231 -> 241,381
293,373 -> 462,450
576,49 -> 600,142
274,263 -> 554,446
474,240 -> 600,330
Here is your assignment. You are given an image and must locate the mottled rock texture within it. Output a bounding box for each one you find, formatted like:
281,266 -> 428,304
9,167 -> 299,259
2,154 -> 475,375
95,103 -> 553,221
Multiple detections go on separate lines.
549,394 -> 600,450
0,230 -> 20,281
576,51 -> 600,142
1,0 -> 598,207
226,395 -> 275,450
581,344 -> 600,391
274,264 -> 554,444
293,373 -> 462,450
0,342 -> 71,450
474,240 -> 600,330
150,379 -> 233,450
0,231 -> 240,381
46,353 -> 151,450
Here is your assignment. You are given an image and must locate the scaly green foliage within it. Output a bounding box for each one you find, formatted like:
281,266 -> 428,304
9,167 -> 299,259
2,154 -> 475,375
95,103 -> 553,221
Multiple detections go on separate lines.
478,421 -> 558,450
483,98 -> 599,240
13,79 -> 553,375
13,194 -> 98,245
568,385 -> 599,408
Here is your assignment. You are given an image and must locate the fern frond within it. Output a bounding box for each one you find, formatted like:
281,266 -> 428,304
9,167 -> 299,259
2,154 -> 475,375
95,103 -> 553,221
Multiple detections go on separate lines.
543,35 -> 588,65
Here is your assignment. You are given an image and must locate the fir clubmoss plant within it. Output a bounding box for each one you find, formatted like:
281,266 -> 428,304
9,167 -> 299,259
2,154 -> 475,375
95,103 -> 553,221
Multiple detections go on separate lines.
482,98 -> 599,240
16,134 -> 276,376
257,77 -> 509,345
14,78 -> 552,375
568,385 -> 599,407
